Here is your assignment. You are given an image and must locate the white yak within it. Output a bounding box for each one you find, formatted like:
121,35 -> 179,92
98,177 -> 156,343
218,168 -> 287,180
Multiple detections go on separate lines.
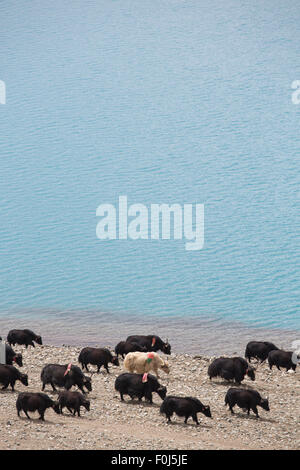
123,351 -> 170,378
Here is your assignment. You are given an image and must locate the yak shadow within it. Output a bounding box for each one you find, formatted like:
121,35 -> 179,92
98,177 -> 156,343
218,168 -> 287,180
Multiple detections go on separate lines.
87,368 -> 118,376
209,380 -> 243,387
230,412 -> 276,423
0,389 -> 17,394
210,381 -> 256,390
39,388 -> 59,395
248,360 -> 266,366
59,411 -> 88,419
118,398 -> 161,409
16,415 -> 57,424
40,388 -> 94,398
209,380 -> 234,386
162,420 -> 213,429
236,383 -> 257,391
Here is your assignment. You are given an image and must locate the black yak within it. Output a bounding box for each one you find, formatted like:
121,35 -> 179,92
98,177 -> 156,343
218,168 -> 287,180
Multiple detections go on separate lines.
115,373 -> 167,404
208,357 -> 255,384
5,344 -> 23,367
16,392 -> 60,421
41,363 -> 92,393
160,396 -> 212,425
245,341 -> 278,363
268,350 -> 297,372
225,388 -> 269,418
58,390 -> 90,416
126,335 -> 171,355
7,329 -> 42,348
0,364 -> 28,391
78,347 -> 119,373
115,341 -> 147,358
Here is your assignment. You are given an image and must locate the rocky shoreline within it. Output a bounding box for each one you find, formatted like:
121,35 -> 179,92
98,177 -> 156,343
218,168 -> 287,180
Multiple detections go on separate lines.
0,344 -> 299,450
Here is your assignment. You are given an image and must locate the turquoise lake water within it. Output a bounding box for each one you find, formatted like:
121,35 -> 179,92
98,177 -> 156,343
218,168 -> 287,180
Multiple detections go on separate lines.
0,1 -> 299,350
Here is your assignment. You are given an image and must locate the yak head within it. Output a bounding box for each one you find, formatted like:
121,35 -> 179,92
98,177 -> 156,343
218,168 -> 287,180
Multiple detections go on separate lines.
14,354 -> 23,367
161,361 -> 170,374
35,335 -> 43,345
246,366 -> 256,381
52,401 -> 61,415
111,356 -> 120,367
162,339 -> 171,355
201,405 -> 212,418
83,376 -> 92,392
157,386 -> 167,400
83,399 -> 90,411
260,398 -> 270,411
20,373 -> 28,386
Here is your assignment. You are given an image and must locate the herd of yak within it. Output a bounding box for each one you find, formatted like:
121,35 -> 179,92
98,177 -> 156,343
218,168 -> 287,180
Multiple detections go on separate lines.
0,329 -> 298,426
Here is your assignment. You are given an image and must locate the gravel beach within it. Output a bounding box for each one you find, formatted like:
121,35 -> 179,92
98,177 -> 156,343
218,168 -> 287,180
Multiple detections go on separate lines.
0,344 -> 299,450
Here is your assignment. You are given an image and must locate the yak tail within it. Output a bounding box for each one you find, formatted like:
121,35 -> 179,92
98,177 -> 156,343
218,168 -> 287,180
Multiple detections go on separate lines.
78,351 -> 84,366
123,353 -> 134,371
160,400 -> 167,414
160,397 -> 176,414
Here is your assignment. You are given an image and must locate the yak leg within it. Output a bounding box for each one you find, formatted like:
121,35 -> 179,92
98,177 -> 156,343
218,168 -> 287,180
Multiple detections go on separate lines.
192,413 -> 199,425
50,382 -> 57,392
